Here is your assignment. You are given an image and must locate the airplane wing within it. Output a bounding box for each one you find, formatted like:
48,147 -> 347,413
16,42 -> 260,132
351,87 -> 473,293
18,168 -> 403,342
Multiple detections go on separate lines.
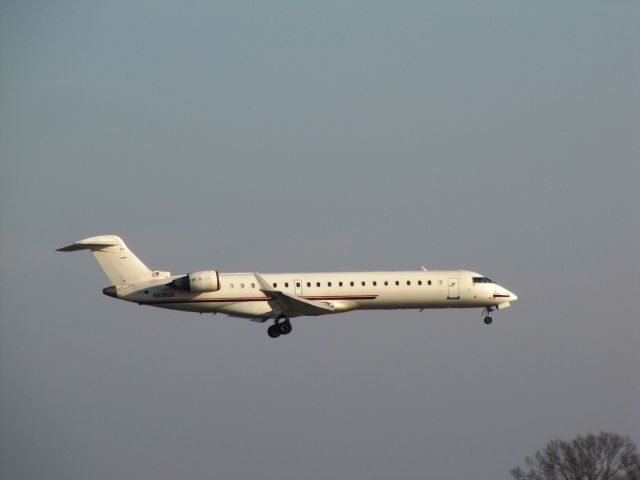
253,272 -> 335,317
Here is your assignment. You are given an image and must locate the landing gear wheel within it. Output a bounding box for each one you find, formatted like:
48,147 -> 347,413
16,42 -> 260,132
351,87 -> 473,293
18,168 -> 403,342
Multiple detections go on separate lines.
484,316 -> 493,325
267,324 -> 281,338
279,320 -> 292,335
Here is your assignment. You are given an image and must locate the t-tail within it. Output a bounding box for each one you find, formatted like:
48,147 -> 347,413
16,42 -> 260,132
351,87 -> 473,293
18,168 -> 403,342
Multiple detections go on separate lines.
57,235 -> 152,287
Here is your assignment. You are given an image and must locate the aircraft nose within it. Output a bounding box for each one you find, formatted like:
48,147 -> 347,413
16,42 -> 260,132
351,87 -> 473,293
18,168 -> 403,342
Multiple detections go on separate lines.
509,291 -> 518,302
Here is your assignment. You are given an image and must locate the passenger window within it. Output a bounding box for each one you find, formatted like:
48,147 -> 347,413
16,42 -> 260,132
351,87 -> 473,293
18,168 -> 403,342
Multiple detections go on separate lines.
328,282 -> 332,287
307,282 -> 311,287
296,282 -> 300,288
361,281 -> 366,286
439,280 -> 443,285
285,282 -> 289,288
317,282 -> 321,287
251,283 -> 256,288
240,283 -> 245,288
339,282 -> 343,287
230,283 -> 234,288
350,281 -> 354,287
273,283 -> 277,288
395,281 -> 400,286
407,280 -> 411,286
418,280 -> 422,286
428,280 -> 432,286
373,281 -> 377,286
384,281 -> 388,286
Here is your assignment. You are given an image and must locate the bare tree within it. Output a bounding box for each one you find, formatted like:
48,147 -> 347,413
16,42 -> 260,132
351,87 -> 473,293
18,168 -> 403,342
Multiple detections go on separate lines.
511,432 -> 640,480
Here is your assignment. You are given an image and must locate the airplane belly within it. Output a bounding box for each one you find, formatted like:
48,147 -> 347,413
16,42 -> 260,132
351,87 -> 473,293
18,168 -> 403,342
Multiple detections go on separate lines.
146,301 -> 227,313
356,290 -> 481,310
217,301 -> 273,318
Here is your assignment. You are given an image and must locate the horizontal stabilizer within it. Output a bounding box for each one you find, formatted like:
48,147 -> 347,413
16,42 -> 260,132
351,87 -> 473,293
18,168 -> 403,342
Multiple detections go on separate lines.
57,236 -> 119,252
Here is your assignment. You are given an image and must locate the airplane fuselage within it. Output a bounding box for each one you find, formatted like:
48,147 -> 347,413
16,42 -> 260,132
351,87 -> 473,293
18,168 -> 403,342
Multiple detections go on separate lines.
59,235 -> 518,338
114,270 -> 517,319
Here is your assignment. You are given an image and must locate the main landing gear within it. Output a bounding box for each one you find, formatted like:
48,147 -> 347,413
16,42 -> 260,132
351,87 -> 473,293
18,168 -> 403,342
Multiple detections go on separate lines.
267,315 -> 292,338
482,307 -> 494,325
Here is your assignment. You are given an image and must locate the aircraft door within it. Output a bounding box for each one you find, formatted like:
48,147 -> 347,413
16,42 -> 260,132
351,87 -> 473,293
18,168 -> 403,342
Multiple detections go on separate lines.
448,278 -> 460,299
295,279 -> 303,296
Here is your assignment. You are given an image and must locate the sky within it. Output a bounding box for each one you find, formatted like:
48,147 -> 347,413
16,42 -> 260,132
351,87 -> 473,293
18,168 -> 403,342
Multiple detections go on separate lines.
1,1 -> 639,479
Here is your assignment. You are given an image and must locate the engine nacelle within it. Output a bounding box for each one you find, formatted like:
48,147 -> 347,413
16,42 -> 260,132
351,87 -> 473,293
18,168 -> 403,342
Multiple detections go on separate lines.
170,270 -> 221,293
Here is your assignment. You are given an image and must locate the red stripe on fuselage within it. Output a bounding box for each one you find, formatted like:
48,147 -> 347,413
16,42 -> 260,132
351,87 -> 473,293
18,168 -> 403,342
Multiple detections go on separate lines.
140,294 -> 378,305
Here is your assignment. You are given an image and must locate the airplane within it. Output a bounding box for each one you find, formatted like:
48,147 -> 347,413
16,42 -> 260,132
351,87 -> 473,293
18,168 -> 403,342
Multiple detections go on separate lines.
57,235 -> 518,338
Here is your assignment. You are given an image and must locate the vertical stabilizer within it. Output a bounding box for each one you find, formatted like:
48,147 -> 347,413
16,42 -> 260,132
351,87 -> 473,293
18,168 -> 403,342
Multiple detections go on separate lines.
57,235 -> 152,286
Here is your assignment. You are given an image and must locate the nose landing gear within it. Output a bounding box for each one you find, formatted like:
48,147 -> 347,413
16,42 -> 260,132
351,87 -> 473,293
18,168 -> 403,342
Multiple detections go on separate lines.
482,307 -> 494,325
267,315 -> 292,338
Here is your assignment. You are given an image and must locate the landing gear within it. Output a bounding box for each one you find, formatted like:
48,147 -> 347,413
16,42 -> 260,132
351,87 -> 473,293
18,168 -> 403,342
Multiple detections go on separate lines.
267,324 -> 281,338
267,315 -> 292,338
279,319 -> 292,335
482,307 -> 494,326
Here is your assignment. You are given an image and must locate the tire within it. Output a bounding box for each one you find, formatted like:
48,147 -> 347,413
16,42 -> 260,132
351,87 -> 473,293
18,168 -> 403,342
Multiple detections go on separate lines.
267,325 -> 281,338
484,316 -> 493,325
279,320 -> 292,335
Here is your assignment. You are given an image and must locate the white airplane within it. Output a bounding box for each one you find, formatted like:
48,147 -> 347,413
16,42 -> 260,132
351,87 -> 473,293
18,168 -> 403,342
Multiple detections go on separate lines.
58,235 -> 518,338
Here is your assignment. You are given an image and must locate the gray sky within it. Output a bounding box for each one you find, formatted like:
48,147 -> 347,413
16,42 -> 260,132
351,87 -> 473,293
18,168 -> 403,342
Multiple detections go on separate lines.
1,1 -> 638,479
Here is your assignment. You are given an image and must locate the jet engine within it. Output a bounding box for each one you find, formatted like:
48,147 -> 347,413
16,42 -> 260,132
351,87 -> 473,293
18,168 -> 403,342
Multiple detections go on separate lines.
170,270 -> 221,292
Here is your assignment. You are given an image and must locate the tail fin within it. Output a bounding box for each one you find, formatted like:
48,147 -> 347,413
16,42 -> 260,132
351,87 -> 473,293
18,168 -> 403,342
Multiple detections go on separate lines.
57,235 -> 152,286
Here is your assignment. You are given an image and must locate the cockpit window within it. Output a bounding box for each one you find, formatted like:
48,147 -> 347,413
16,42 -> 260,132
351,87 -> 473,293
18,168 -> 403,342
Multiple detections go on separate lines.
472,277 -> 493,284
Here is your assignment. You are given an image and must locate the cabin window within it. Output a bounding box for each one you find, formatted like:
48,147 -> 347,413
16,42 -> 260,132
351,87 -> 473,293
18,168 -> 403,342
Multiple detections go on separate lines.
439,280 -> 443,285
360,281 -> 365,286
296,282 -> 301,288
230,283 -> 234,288
407,280 -> 411,286
273,283 -> 277,288
373,281 -> 377,286
307,282 -> 311,287
240,283 -> 245,288
339,281 -> 343,287
251,283 -> 256,289
350,281 -> 354,287
316,282 -> 321,287
418,280 -> 422,286
395,280 -> 400,286
328,282 -> 332,287
428,280 -> 432,286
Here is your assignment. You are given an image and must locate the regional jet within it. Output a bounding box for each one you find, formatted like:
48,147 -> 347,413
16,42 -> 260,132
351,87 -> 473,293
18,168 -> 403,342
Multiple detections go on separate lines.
58,235 -> 518,338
